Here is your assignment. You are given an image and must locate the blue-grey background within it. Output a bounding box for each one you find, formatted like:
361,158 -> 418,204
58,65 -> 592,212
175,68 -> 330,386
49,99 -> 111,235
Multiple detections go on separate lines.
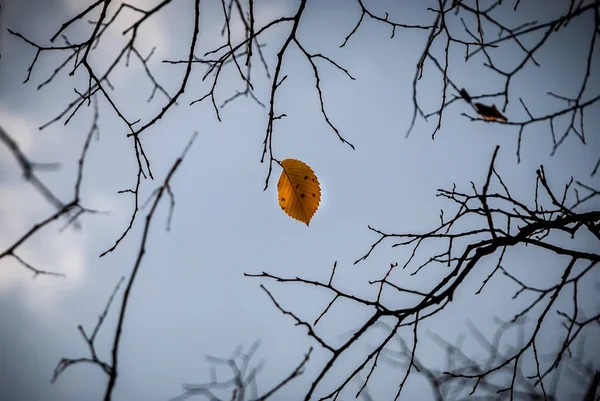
0,0 -> 598,400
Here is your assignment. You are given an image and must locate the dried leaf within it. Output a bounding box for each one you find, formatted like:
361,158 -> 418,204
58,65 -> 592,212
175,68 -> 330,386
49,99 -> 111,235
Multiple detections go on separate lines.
474,102 -> 507,122
277,159 -> 321,226
460,88 -> 507,121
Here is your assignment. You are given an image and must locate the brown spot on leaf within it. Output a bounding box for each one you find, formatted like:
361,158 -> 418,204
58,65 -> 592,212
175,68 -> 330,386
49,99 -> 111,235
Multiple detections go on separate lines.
300,193 -> 305,198
304,176 -> 308,180
281,197 -> 286,202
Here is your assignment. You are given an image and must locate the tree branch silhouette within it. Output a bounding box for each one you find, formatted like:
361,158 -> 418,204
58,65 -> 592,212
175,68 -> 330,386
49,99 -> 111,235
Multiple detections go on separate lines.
247,145 -> 599,400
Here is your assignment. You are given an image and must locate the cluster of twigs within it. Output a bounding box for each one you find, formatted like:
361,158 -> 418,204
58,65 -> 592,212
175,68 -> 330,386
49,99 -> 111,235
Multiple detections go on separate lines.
169,342 -> 312,401
381,319 -> 599,401
401,0 -> 600,175
49,133 -> 197,401
0,100 -> 101,276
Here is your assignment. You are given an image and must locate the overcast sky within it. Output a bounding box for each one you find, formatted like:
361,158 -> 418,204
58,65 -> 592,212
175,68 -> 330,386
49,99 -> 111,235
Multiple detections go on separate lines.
1,0 -> 599,400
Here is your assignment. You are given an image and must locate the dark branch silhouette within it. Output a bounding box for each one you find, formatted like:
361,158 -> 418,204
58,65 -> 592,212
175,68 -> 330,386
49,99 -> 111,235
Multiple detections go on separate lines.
247,145 -> 599,400
49,133 -> 198,401
168,341 -> 312,401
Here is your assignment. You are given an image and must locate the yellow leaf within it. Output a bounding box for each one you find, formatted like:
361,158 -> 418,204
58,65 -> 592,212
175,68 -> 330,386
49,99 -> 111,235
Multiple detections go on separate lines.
277,159 -> 321,226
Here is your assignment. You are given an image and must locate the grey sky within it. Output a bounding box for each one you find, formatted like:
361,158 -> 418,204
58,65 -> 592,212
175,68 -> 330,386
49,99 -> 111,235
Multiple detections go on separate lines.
1,0 -> 598,400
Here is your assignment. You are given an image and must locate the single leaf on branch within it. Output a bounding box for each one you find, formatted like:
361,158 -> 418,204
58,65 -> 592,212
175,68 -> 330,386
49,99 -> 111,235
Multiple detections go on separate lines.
277,159 -> 321,226
460,88 -> 507,122
474,102 -> 507,122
